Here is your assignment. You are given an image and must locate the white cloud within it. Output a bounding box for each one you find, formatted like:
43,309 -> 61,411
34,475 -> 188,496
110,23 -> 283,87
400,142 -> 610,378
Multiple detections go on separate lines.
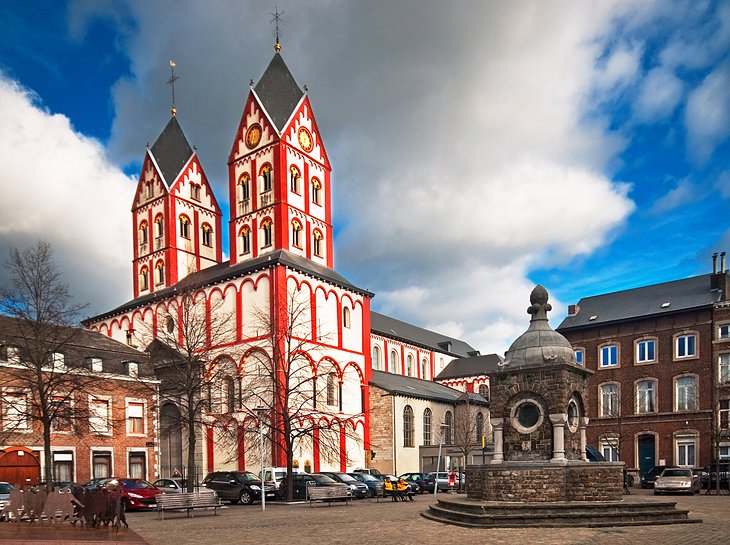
685,61 -> 730,162
0,72 -> 136,317
634,67 -> 684,122
650,179 -> 703,214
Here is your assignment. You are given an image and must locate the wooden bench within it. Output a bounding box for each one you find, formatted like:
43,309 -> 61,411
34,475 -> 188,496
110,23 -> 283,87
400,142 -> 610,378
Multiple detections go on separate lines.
156,490 -> 222,519
307,486 -> 352,507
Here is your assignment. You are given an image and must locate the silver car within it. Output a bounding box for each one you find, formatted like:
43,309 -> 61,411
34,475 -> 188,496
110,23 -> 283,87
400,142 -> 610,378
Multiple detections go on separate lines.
653,467 -> 700,495
0,482 -> 15,514
153,478 -> 189,493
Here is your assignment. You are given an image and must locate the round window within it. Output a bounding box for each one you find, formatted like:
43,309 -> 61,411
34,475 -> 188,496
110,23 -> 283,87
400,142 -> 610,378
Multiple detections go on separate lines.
567,399 -> 580,433
511,399 -> 543,434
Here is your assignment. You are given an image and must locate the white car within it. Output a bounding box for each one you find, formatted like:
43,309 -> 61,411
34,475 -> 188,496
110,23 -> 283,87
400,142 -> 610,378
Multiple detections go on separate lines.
654,467 -> 701,495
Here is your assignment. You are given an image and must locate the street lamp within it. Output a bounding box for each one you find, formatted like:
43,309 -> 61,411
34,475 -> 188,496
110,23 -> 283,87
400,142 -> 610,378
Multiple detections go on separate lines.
433,422 -> 448,501
256,408 -> 267,512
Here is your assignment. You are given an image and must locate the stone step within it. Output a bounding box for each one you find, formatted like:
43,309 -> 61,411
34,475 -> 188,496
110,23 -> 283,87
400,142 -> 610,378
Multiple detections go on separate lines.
437,499 -> 686,516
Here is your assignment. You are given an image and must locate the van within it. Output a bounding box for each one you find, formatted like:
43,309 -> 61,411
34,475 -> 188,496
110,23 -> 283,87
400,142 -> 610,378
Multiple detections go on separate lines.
259,467 -> 302,491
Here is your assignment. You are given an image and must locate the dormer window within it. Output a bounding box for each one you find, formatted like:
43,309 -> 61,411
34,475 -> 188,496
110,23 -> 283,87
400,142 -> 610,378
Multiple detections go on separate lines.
190,183 -> 201,201
88,357 -> 103,373
311,177 -> 321,205
127,361 -> 139,378
48,352 -> 65,371
290,166 -> 300,194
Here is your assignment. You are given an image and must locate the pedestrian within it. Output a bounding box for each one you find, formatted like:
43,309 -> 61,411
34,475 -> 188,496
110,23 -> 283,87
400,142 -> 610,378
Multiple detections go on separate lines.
172,468 -> 182,478
384,477 -> 396,501
396,477 -> 409,501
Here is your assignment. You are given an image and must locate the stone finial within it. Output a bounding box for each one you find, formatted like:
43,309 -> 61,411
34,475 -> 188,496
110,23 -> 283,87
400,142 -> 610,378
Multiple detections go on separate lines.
527,284 -> 552,321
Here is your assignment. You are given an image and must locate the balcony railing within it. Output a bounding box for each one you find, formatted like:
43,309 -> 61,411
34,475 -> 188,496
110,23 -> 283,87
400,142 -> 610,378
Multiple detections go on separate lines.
260,192 -> 273,207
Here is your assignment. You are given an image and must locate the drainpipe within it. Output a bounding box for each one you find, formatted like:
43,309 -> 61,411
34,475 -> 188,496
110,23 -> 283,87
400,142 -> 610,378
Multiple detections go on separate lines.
392,395 -> 397,475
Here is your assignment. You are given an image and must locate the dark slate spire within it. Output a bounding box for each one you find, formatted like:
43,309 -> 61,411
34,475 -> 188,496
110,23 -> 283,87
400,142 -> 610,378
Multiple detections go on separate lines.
150,116 -> 194,186
254,53 -> 304,132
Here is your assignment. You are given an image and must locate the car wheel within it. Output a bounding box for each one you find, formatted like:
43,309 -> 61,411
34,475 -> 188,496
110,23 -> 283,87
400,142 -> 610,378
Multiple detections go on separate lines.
239,490 -> 253,505
368,488 -> 375,498
653,490 -> 660,495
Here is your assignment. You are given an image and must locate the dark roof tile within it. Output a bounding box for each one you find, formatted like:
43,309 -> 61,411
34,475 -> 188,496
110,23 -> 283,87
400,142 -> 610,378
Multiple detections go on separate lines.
370,312 -> 476,357
370,370 -> 463,403
254,53 -> 304,132
150,117 -> 194,186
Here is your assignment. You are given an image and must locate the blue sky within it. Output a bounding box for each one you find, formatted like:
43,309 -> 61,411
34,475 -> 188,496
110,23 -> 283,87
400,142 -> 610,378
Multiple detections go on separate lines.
0,1 -> 728,354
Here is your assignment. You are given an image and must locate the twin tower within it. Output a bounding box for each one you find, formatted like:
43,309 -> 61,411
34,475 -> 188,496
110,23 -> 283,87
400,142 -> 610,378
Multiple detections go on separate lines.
131,51 -> 333,298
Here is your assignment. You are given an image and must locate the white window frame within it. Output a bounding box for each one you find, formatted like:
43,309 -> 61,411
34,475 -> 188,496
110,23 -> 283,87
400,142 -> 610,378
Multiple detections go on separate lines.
574,348 -> 584,366
89,395 -> 112,435
675,435 -> 697,467
635,339 -> 656,364
675,375 -> 698,412
675,333 -> 697,359
636,379 -> 657,414
2,389 -> 30,432
719,324 -> 730,339
600,383 -> 619,417
599,344 -> 618,368
720,353 -> 730,384
88,357 -> 103,373
126,399 -> 146,436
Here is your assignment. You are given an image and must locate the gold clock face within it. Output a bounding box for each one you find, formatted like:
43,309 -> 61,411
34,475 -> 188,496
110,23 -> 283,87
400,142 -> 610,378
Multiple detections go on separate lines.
245,124 -> 262,149
298,127 -> 313,152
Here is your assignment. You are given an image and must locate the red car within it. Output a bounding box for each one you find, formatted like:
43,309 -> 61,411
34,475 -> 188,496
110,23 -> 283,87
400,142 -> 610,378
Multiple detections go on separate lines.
102,478 -> 162,510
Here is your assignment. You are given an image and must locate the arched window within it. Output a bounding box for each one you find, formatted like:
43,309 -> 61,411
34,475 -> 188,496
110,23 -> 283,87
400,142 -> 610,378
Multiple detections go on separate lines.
421,358 -> 429,379
389,350 -> 398,374
636,379 -> 656,414
237,173 -> 251,212
291,219 -> 302,248
478,384 -> 489,400
423,408 -> 432,446
675,375 -> 698,411
600,383 -> 619,417
155,261 -> 165,285
139,266 -> 149,291
403,405 -> 414,447
312,230 -> 323,256
259,164 -> 273,192
154,214 -> 164,239
290,166 -> 300,193
145,181 -> 153,198
311,177 -> 321,205
326,373 -> 338,406
372,346 -> 381,371
261,219 -> 272,247
190,183 -> 201,200
476,412 -> 484,444
179,215 -> 190,239
240,226 -> 251,255
343,306 -> 351,329
201,224 -> 213,247
444,411 -> 453,444
406,355 -> 413,376
138,221 -> 148,245
225,377 -> 235,413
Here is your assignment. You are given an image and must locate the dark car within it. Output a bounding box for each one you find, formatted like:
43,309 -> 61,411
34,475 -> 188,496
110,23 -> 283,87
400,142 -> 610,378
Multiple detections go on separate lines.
202,471 -> 275,505
277,473 -> 349,500
640,465 -> 669,489
103,478 -> 161,510
318,472 -> 369,499
82,477 -> 110,490
348,472 -> 384,498
699,462 -> 729,489
399,472 -> 433,494
585,445 -> 606,462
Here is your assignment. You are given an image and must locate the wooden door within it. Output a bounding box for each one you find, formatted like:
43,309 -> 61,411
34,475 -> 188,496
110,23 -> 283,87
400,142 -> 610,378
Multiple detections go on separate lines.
0,449 -> 41,488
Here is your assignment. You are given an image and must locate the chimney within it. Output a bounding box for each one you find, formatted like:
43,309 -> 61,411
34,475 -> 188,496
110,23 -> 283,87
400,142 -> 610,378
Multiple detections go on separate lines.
568,304 -> 580,316
713,253 -> 718,274
722,252 -> 726,273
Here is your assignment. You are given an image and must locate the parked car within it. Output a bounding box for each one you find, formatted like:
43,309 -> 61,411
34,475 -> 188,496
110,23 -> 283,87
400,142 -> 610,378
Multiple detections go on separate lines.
82,477 -> 110,490
152,478 -> 189,493
353,468 -> 383,476
427,471 -> 466,492
0,482 -> 14,515
585,445 -> 606,462
259,466 -> 301,492
699,462 -> 729,489
399,472 -> 434,494
654,467 -> 700,495
640,465 -> 668,489
277,473 -> 349,500
318,472 -> 369,499
202,471 -> 275,505
103,478 -> 162,510
348,472 -> 384,497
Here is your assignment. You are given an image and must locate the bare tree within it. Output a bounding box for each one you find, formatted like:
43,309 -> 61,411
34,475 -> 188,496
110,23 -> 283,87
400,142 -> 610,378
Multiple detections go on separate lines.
451,393 -> 488,492
0,240 -> 90,490
240,289 -> 364,501
137,273 -> 239,488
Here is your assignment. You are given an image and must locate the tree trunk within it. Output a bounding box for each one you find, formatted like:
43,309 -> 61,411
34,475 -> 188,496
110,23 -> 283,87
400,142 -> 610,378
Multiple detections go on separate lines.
43,421 -> 53,492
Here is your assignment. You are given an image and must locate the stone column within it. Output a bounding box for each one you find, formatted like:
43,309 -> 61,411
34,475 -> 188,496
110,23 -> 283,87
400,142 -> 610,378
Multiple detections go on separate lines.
490,418 -> 504,464
579,417 -> 589,461
549,413 -> 568,464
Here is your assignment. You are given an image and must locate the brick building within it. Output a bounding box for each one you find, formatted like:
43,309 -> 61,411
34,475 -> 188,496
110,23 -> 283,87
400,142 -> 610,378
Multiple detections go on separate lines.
0,316 -> 159,488
557,256 -> 730,476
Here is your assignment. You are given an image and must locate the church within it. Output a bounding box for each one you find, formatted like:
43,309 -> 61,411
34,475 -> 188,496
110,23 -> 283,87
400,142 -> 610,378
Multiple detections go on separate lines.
84,43 -> 481,480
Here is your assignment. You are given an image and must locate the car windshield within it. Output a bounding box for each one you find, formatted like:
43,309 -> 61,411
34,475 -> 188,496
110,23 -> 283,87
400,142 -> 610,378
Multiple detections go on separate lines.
311,474 -> 337,484
0,483 -> 14,494
121,479 -> 154,489
662,469 -> 691,477
335,474 -> 357,483
355,473 -> 378,482
235,472 -> 260,483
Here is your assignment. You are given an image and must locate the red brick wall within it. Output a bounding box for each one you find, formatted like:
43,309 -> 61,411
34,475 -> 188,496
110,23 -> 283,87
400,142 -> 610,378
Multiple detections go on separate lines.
367,385 -> 394,473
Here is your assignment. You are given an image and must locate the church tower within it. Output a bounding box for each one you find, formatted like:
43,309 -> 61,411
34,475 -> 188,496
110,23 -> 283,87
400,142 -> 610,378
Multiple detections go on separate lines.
131,116 -> 222,298
227,48 -> 333,267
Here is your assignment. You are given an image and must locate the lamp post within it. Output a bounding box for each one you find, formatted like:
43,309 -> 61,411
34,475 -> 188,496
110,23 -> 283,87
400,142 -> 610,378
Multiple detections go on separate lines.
256,408 -> 267,512
433,422 -> 448,501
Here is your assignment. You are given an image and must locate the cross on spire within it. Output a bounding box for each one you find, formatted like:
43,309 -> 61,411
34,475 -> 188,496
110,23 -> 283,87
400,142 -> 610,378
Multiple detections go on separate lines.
271,6 -> 284,52
167,60 -> 179,116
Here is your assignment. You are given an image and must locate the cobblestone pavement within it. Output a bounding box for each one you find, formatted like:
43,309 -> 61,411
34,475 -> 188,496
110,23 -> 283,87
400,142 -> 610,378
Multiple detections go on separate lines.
127,487 -> 729,545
